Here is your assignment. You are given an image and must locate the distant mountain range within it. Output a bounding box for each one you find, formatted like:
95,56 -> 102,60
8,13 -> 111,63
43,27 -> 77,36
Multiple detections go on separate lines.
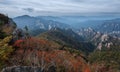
13,15 -> 72,36
76,27 -> 120,50
13,15 -> 120,29
36,15 -> 120,29
13,15 -> 70,30
97,18 -> 120,32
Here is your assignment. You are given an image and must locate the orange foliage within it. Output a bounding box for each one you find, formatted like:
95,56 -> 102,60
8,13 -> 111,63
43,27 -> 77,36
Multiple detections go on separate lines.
13,37 -> 91,72
84,66 -> 90,72
14,37 -> 51,50
14,39 -> 24,47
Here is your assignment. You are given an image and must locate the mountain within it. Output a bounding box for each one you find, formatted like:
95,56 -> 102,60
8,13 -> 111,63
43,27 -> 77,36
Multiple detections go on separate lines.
1,13 -> 120,72
37,16 -> 119,29
76,27 -> 97,41
96,18 -> 120,37
97,18 -> 120,32
76,27 -> 120,50
13,14 -> 120,52
38,28 -> 95,54
13,15 -> 70,36
13,15 -> 120,32
91,33 -> 120,50
76,27 -> 120,72
4,37 -> 91,72
88,35 -> 120,72
13,15 -> 36,28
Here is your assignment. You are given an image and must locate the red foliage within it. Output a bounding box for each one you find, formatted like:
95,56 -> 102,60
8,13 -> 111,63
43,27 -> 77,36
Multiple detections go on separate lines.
14,39 -> 24,47
84,66 -> 90,72
13,37 -> 91,72
13,37 -> 51,50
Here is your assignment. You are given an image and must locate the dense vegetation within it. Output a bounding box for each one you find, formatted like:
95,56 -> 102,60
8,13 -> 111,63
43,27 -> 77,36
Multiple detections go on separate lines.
88,46 -> 120,72
0,36 -> 14,70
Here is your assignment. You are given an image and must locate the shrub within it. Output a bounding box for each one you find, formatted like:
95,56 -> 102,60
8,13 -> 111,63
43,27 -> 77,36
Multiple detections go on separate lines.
0,36 -> 14,70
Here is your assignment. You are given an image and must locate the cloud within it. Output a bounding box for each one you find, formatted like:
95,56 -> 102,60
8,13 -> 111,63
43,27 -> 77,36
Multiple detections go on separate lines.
23,8 -> 34,12
0,0 -> 120,17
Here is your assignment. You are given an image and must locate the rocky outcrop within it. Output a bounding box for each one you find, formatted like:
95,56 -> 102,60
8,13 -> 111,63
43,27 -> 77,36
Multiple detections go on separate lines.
2,66 -> 42,72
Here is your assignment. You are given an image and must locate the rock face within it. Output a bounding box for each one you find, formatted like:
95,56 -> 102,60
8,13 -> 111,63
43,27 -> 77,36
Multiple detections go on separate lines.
2,66 -> 42,72
2,66 -> 57,72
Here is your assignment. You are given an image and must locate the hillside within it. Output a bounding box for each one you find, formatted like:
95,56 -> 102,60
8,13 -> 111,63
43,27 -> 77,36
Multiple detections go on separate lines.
0,14 -> 16,39
0,14 -> 16,70
38,28 -> 95,54
88,44 -> 120,72
6,37 -> 91,72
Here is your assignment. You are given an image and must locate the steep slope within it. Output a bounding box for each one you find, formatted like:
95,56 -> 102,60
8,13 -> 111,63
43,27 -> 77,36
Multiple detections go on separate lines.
0,14 -> 16,39
1,37 -> 91,72
76,27 -> 120,72
88,50 -> 120,72
76,27 -> 120,50
38,28 -> 95,54
76,27 -> 97,41
0,13 -> 16,70
88,40 -> 120,72
91,34 -> 120,50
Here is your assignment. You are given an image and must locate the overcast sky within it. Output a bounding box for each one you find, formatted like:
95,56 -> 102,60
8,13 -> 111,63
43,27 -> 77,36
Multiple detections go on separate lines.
0,0 -> 120,17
